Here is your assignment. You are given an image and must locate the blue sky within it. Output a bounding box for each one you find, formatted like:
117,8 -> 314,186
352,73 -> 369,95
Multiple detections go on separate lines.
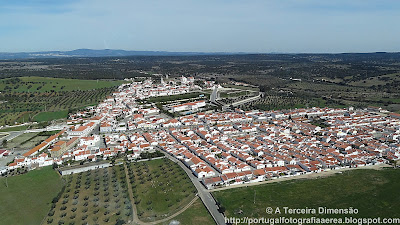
1,0 -> 400,53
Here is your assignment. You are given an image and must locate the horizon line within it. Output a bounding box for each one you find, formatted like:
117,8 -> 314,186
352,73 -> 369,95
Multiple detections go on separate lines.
0,48 -> 399,55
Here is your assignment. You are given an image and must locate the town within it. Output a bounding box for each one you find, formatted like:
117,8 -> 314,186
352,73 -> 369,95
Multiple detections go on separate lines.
1,76 -> 399,192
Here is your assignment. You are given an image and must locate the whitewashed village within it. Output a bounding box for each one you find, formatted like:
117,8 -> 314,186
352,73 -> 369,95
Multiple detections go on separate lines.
2,75 -> 400,190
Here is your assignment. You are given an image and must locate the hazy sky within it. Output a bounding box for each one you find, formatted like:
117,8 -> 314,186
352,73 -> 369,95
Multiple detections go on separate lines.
1,0 -> 400,53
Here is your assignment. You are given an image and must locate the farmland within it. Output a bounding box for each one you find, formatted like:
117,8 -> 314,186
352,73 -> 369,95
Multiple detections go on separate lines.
0,76 -> 124,93
220,90 -> 252,98
164,199 -> 215,225
46,159 -> 202,224
33,110 -> 69,122
213,169 -> 400,224
0,166 -> 63,225
0,76 -> 124,126
47,164 -> 132,225
1,53 -> 400,115
240,92 -> 324,111
126,158 -> 197,222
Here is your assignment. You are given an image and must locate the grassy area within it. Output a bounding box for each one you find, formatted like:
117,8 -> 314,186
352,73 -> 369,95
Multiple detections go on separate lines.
220,90 -> 250,98
5,132 -> 39,149
146,92 -> 208,103
0,125 -> 29,132
213,169 -> 400,224
38,130 -> 62,136
18,135 -> 49,149
0,166 -> 63,225
33,110 -> 69,122
48,165 -> 132,225
164,199 -> 215,225
126,158 -> 197,222
0,76 -> 125,93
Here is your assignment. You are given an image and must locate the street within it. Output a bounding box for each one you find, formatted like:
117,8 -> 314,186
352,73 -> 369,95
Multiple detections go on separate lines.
162,152 -> 226,225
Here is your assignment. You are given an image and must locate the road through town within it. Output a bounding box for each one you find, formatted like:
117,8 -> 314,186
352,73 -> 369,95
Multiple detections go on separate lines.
163,152 -> 226,225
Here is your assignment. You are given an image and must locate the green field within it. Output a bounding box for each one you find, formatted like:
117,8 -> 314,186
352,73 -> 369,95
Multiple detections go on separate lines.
0,166 -> 63,225
0,76 -> 125,93
126,158 -> 197,222
146,92 -> 208,103
164,199 -> 215,225
33,110 -> 69,122
48,165 -> 132,225
220,90 -> 251,98
0,125 -> 29,132
213,169 -> 400,224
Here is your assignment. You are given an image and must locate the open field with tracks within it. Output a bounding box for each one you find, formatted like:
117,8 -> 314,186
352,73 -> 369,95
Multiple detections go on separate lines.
213,168 -> 400,224
164,198 -> 215,225
0,166 -> 63,225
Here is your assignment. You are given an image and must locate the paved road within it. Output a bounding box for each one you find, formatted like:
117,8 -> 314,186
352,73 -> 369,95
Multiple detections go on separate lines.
163,152 -> 226,225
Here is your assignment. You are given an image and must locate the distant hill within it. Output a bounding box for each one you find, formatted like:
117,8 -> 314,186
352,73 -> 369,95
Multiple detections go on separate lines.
0,49 -> 243,60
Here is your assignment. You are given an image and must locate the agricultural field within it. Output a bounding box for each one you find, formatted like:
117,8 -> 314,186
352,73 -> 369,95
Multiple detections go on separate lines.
220,90 -> 252,98
33,110 -> 69,122
0,76 -> 124,93
47,164 -> 132,225
0,166 -> 63,225
164,199 -> 215,225
213,168 -> 400,223
240,93 -> 325,111
0,76 -> 124,126
126,158 -> 197,222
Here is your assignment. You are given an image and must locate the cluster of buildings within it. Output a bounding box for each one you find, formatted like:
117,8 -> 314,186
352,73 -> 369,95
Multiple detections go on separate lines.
2,77 -> 400,191
167,100 -> 207,113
